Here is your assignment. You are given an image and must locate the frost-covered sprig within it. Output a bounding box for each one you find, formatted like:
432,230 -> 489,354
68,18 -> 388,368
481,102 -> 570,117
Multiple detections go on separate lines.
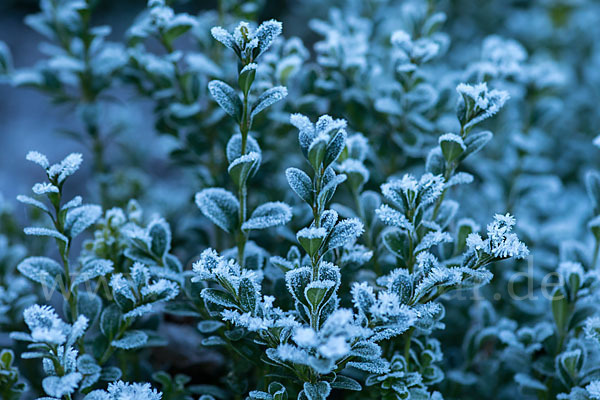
10,1 -> 130,205
211,20 -> 282,66
426,82 -> 508,220
365,345 -> 444,400
10,304 -> 98,398
128,0 -> 197,51
376,172 -> 447,272
17,152 -> 104,322
196,19 -> 290,266
110,262 -> 179,320
464,213 -> 529,266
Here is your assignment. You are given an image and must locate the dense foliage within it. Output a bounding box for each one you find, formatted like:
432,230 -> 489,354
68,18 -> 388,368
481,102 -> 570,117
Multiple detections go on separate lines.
1,0 -> 600,399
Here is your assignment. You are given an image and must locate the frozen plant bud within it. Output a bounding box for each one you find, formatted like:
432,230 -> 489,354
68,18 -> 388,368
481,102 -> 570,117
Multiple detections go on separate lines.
211,19 -> 283,64
456,82 -> 509,129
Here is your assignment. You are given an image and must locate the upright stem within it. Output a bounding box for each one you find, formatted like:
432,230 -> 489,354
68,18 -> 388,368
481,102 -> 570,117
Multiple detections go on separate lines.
236,88 -> 251,266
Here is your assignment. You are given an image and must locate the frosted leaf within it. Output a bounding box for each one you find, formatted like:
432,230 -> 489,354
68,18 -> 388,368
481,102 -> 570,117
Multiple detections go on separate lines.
286,167 -> 313,204
486,213 -> 529,259
418,173 -> 445,205
111,330 -> 148,349
514,373 -> 546,392
286,267 -> 312,303
381,175 -> 418,207
291,113 -> 316,156
226,133 -> 261,163
43,372 -> 82,398
438,133 -> 465,162
456,82 -> 509,128
68,315 -> 89,345
415,231 -> 452,253
594,135 -> 600,149
71,259 -> 114,288
251,86 -> 288,120
587,381 -> 600,399
195,188 -> 239,233
26,150 -> 49,168
32,182 -> 59,195
391,30 -> 411,48
584,316 -> 600,344
62,195 -> 83,211
57,153 -> 84,183
316,114 -> 347,136
296,227 -> 326,257
17,194 -> 49,212
24,226 -> 68,244
351,282 -> 375,315
17,256 -> 63,287
446,172 -> 473,188
255,19 -> 283,57
293,327 -> 318,347
242,201 -> 292,231
557,261 -> 584,285
346,133 -> 369,161
208,80 -> 243,120
65,204 -> 102,238
191,248 -> 221,281
466,233 -> 488,253
85,381 -> 162,400
481,35 -> 527,77
211,26 -> 235,49
376,204 -> 413,230
23,304 -> 68,345
327,218 -> 364,250
276,343 -> 310,364
338,159 -> 369,189
147,218 -> 172,258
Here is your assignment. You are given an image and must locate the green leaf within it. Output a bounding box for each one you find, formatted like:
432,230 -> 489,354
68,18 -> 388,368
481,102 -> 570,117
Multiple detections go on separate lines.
100,305 -> 122,339
551,287 -> 570,334
308,135 -> 328,170
148,218 -> 171,258
382,228 -> 410,261
439,133 -> 465,162
304,280 -> 335,312
238,63 -> 257,95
